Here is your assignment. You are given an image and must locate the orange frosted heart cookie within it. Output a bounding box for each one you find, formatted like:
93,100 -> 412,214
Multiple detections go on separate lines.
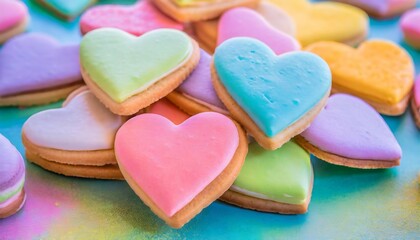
306,40 -> 414,115
150,0 -> 260,22
269,0 -> 368,46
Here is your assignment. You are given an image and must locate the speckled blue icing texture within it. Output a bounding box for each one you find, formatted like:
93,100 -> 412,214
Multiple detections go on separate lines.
214,38 -> 331,137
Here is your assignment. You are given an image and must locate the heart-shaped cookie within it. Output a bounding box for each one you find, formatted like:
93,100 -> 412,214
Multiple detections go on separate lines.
192,1 -> 296,53
22,89 -> 125,179
80,28 -> 200,115
0,33 -> 83,106
333,0 -> 416,18
217,7 -> 300,54
401,9 -> 420,50
0,134 -> 26,218
80,1 -> 183,36
411,76 -> 420,128
269,0 -> 368,46
306,40 -> 414,115
115,112 -> 247,228
221,141 -> 313,214
35,0 -> 96,20
212,38 -> 331,150
296,94 -> 402,169
0,0 -> 29,44
147,98 -> 190,124
168,49 -> 228,115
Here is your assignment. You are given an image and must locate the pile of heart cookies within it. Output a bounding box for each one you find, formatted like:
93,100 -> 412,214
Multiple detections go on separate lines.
1,0 -> 419,229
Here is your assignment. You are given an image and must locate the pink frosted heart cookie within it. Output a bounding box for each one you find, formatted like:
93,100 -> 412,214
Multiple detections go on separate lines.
0,0 -> 29,44
295,94 -> 402,169
22,88 -> 125,179
0,33 -> 84,106
115,112 -> 247,228
332,0 -> 416,19
167,49 -> 228,115
401,9 -> 420,50
411,76 -> 420,128
0,134 -> 26,218
217,7 -> 300,54
80,1 -> 183,36
147,98 -> 190,124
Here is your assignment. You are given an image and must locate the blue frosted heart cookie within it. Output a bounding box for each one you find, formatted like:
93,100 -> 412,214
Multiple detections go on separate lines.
212,37 -> 331,150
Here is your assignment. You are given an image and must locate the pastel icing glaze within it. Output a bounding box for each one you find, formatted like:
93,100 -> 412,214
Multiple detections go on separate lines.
177,49 -> 226,110
400,9 -> 420,49
232,141 -> 312,205
301,94 -> 402,160
306,40 -> 414,105
269,0 -> 368,46
0,134 -> 25,204
80,1 -> 183,36
80,28 -> 193,103
333,0 -> 416,17
41,0 -> 94,17
0,33 -> 81,97
217,8 -> 300,55
115,112 -> 239,217
0,0 -> 28,32
415,76 -> 420,107
23,90 -> 124,151
214,38 -> 331,137
148,98 -> 190,124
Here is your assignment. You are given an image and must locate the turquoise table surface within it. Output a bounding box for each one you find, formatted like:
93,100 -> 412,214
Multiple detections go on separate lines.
0,0 -> 419,239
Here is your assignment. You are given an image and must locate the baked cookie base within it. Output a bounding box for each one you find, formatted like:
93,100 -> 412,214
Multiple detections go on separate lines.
81,38 -> 200,116
151,0 -> 260,22
117,121 -> 248,228
0,83 -> 84,107
22,134 -> 117,166
0,16 -> 29,44
211,62 -> 330,150
331,87 -> 410,116
333,0 -> 416,19
26,151 -> 123,180
294,135 -> 400,169
410,96 -> 420,128
167,91 -> 226,115
220,185 -> 312,215
0,189 -> 26,219
35,0 -> 97,21
192,21 -> 217,53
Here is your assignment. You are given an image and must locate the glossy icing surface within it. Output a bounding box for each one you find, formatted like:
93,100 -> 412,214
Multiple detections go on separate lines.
0,33 -> 81,97
214,38 -> 331,137
306,40 -> 414,104
0,134 -> 25,201
400,8 -> 420,44
335,0 -> 415,16
0,0 -> 28,32
148,98 -> 189,124
23,90 -> 124,151
232,141 -> 312,205
301,94 -> 402,160
217,8 -> 300,55
115,112 -> 239,217
80,28 -> 193,103
80,1 -> 183,36
269,0 -> 368,46
41,0 -> 93,16
177,49 -> 226,109
172,0 -> 219,7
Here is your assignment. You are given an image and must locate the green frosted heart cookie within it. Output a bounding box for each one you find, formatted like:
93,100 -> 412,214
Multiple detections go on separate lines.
80,28 -> 193,103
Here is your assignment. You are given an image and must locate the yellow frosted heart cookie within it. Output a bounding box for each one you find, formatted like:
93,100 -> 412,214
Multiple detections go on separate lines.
306,40 -> 414,115
269,0 -> 368,46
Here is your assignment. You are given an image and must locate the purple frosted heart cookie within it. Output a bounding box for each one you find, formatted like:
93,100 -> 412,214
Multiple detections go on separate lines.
167,49 -> 228,115
0,33 -> 84,106
295,94 -> 401,169
0,134 -> 26,218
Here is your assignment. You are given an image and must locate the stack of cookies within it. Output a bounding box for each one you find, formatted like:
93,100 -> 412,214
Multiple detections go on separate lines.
1,0 -> 418,229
